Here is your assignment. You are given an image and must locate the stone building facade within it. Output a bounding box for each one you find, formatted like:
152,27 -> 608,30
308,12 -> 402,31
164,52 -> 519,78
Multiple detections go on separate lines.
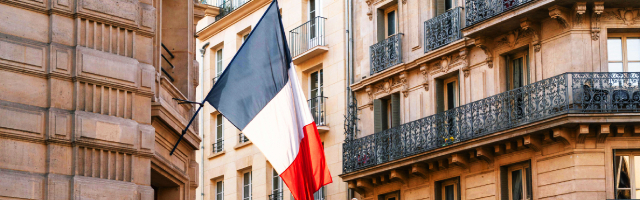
342,0 -> 640,200
0,0 -> 204,199
195,0 -> 349,199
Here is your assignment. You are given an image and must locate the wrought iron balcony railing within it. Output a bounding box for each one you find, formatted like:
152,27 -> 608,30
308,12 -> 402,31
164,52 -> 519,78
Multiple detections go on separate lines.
213,138 -> 224,153
308,96 -> 327,126
239,132 -> 249,143
269,191 -> 283,200
370,33 -> 403,75
213,0 -> 250,21
465,0 -> 534,27
289,16 -> 327,58
424,7 -> 463,53
343,72 -> 640,173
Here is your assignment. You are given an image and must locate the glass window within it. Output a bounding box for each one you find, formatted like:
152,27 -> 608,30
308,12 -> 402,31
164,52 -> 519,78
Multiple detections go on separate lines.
272,169 -> 283,200
441,180 -> 457,200
214,114 -> 224,153
613,151 -> 640,199
242,34 -> 249,43
216,49 -> 224,76
314,186 -> 326,200
608,36 -> 640,72
309,70 -> 324,124
507,163 -> 532,200
243,171 -> 252,200
216,181 -> 224,200
444,77 -> 458,111
445,0 -> 453,11
386,10 -> 396,37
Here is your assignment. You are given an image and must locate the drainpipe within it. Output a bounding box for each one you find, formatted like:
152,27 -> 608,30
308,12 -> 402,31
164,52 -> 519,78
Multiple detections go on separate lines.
344,0 -> 354,198
199,42 -> 209,200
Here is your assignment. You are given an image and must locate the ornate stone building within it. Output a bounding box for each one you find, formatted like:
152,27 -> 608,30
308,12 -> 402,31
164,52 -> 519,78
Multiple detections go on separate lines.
0,0 -> 204,199
195,0 -> 350,199
342,0 -> 640,200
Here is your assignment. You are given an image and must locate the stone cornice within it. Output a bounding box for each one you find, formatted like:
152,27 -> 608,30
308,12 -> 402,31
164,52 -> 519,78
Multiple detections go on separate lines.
196,0 -> 271,40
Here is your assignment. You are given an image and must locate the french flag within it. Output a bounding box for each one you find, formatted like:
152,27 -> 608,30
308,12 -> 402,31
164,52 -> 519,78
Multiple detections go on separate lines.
203,1 -> 332,199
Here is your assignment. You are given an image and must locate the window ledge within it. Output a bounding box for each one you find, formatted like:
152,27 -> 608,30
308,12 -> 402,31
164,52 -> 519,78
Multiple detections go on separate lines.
234,141 -> 252,149
317,125 -> 330,134
292,46 -> 329,65
208,150 -> 225,159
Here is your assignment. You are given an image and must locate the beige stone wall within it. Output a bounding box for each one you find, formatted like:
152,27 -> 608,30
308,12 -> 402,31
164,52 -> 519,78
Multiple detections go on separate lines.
0,0 -> 203,199
196,0 -> 348,199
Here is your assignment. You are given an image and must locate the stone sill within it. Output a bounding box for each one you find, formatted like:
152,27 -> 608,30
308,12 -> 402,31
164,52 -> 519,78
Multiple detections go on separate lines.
234,141 -> 252,149
318,125 -> 330,134
208,150 -> 225,159
292,46 -> 329,65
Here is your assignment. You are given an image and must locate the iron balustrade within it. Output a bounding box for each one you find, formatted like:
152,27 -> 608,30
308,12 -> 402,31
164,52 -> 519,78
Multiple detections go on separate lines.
213,138 -> 224,153
465,0 -> 535,27
308,96 -> 327,126
214,0 -> 250,21
239,132 -> 249,143
269,192 -> 283,200
424,7 -> 463,53
288,16 -> 327,58
343,72 -> 640,173
370,33 -> 403,75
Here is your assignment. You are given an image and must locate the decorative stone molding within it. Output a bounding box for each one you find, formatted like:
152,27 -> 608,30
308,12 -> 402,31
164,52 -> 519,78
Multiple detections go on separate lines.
419,64 -> 429,91
366,0 -> 373,20
617,8 -> 639,25
365,85 -> 374,110
573,2 -> 587,25
520,18 -> 541,52
459,49 -> 470,77
474,37 -> 493,68
440,56 -> 452,73
549,5 -> 570,28
591,2 -> 604,40
399,71 -> 409,97
497,30 -> 520,48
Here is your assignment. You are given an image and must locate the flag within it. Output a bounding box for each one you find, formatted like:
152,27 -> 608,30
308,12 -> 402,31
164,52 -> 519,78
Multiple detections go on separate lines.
203,1 -> 332,199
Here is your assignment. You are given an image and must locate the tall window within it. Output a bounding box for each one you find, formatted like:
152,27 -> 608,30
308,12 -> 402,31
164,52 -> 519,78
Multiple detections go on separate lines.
243,171 -> 252,200
242,34 -> 249,43
309,70 -> 324,124
435,178 -> 459,200
614,150 -> 640,199
444,77 -> 458,111
384,7 -> 397,37
373,93 -> 400,133
436,0 -> 456,15
443,180 -> 456,200
506,52 -> 528,90
216,181 -> 224,200
216,49 -> 224,77
314,186 -> 327,200
500,162 -> 532,200
608,35 -> 640,73
214,114 -> 224,153
272,169 -> 283,200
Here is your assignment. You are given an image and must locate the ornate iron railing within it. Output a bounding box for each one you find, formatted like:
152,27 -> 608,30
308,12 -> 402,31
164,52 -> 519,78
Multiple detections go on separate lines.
308,96 -> 327,126
269,192 -> 283,200
214,0 -> 251,21
424,7 -> 463,53
289,17 -> 327,58
239,132 -> 249,143
465,0 -> 534,27
213,138 -> 224,153
343,72 -> 640,173
370,33 -> 403,75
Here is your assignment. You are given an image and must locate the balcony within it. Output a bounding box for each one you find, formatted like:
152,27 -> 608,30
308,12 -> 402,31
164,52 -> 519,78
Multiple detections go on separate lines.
213,138 -> 224,153
465,0 -> 534,27
424,7 -> 463,53
289,17 -> 328,65
343,72 -> 640,173
207,0 -> 250,21
308,96 -> 329,133
269,191 -> 283,200
370,33 -> 403,75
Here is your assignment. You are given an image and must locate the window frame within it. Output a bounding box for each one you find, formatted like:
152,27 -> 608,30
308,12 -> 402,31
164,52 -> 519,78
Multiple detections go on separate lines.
608,33 -> 640,73
215,180 -> 224,200
507,162 -> 530,200
614,150 -> 640,199
507,51 -> 529,90
214,113 -> 224,153
215,48 -> 224,77
384,6 -> 398,38
272,169 -> 283,200
309,69 -> 324,124
441,179 -> 458,200
443,76 -> 458,111
242,171 -> 252,200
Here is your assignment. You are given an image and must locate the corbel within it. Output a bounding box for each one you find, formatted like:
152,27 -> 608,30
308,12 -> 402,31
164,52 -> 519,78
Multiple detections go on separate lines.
543,131 -> 555,144
474,37 -> 493,68
366,85 -> 374,110
576,124 -> 589,144
476,147 -> 494,163
459,48 -> 471,77
379,174 -> 388,184
549,5 -> 570,29
597,124 -> 611,143
399,71 -> 409,97
469,150 -> 478,162
356,178 -> 374,192
591,2 -> 604,40
516,139 -> 526,151
520,18 -> 541,52
505,141 -> 516,154
438,159 -> 449,170
450,153 -> 468,169
389,169 -> 409,184
419,64 -> 429,91
573,2 -> 587,25
428,162 -> 437,171
616,125 -> 626,137
348,181 -> 364,195
523,134 -> 542,152
411,163 -> 429,179
494,144 -> 505,156
634,125 -> 640,135
552,127 -> 572,146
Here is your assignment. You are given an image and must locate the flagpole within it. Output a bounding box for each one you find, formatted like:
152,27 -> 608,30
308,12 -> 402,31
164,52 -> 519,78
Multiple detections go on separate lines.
170,100 -> 205,156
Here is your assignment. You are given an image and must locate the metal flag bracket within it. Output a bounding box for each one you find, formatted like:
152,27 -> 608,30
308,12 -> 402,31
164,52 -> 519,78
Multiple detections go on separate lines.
169,98 -> 205,156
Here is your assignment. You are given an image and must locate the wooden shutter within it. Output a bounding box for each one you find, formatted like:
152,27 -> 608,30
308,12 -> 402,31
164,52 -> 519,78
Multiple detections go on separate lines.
436,0 -> 445,16
526,161 -> 533,199
391,93 -> 401,127
434,180 -> 442,200
456,177 -> 461,200
374,99 -> 385,133
500,166 -> 509,200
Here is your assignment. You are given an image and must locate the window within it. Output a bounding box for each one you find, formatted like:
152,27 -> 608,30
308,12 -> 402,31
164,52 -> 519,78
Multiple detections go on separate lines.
614,150 -> 640,199
243,171 -> 252,200
384,7 -> 397,37
313,186 -> 327,200
435,178 -> 459,200
214,114 -> 224,153
309,70 -> 324,124
242,34 -> 249,43
216,181 -> 224,200
436,0 -> 456,16
381,192 -> 398,200
373,93 -> 400,133
608,35 -> 640,73
272,169 -> 283,200
442,180 -> 456,200
239,132 -> 249,144
506,52 -> 529,90
500,162 -> 532,200
216,49 -> 224,77
444,77 -> 458,111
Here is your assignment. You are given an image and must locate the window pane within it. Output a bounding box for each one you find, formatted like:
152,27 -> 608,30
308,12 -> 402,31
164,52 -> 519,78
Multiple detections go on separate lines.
445,0 -> 452,10
608,38 -> 623,61
387,11 -> 395,36
615,156 -> 632,189
444,185 -> 454,200
629,62 -> 640,72
512,169 -> 524,200
628,38 -> 640,61
618,189 -> 631,199
610,62 -> 624,72
447,82 -> 455,109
